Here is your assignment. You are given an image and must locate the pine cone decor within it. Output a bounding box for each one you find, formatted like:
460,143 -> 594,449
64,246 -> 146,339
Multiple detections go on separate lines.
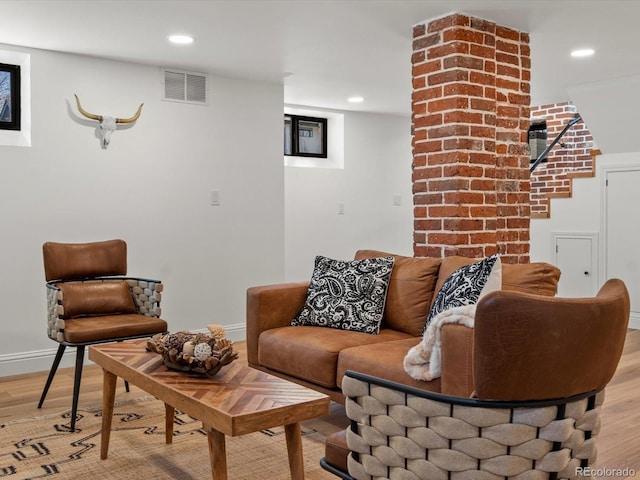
146,324 -> 239,376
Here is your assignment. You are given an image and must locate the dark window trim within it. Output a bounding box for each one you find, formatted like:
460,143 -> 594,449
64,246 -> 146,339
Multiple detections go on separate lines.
284,114 -> 327,158
0,62 -> 21,131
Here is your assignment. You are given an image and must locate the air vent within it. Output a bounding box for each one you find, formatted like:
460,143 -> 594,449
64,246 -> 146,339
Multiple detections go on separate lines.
161,68 -> 208,105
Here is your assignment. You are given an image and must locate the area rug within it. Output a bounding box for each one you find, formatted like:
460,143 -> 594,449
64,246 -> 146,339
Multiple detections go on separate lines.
0,397 -> 334,479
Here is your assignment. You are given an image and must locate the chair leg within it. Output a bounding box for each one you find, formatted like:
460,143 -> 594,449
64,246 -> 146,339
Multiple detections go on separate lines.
38,344 -> 66,409
69,345 -> 85,432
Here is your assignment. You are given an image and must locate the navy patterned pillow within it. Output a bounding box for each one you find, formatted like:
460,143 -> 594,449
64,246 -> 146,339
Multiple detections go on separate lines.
424,254 -> 501,332
292,255 -> 395,334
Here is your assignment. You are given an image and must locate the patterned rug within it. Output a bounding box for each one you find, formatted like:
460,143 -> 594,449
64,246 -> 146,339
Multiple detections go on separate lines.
0,397 -> 333,479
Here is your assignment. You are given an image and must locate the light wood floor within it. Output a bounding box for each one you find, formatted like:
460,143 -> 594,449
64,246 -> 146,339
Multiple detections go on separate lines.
0,341 -> 349,438
1,332 -> 639,479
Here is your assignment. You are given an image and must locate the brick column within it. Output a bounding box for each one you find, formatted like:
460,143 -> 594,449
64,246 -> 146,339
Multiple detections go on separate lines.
412,14 -> 531,263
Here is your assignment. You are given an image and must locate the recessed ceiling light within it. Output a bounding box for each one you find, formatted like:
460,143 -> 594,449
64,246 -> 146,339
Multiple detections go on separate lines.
169,34 -> 194,45
348,96 -> 364,103
571,48 -> 594,58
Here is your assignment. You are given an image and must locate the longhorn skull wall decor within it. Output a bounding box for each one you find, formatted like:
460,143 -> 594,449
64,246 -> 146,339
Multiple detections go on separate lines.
74,94 -> 143,149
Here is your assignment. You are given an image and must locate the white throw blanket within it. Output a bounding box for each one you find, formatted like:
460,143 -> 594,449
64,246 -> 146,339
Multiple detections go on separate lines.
403,304 -> 476,381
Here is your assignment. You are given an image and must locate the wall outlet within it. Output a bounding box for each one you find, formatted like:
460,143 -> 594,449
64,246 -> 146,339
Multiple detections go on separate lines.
338,202 -> 345,215
211,190 -> 221,206
393,194 -> 402,206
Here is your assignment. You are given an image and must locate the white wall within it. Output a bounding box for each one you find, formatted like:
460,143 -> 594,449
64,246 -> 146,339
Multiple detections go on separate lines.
285,110 -> 413,281
530,152 -> 640,328
0,44 -> 285,374
568,75 -> 640,155
0,45 -> 415,376
532,80 -> 640,328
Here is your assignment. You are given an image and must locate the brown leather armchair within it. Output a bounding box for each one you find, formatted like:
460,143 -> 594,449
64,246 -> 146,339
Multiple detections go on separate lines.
38,239 -> 168,430
322,278 -> 630,479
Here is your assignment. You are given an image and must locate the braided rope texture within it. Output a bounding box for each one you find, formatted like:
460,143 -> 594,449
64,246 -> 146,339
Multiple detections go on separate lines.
46,278 -> 163,342
343,376 -> 603,480
127,278 -> 163,317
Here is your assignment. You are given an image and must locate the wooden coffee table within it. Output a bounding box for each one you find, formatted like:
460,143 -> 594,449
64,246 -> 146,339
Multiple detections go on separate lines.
88,339 -> 330,480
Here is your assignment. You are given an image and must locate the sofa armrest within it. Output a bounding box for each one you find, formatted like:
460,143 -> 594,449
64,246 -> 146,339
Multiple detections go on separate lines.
124,277 -> 163,317
440,323 -> 475,397
473,279 -> 629,400
246,281 -> 309,366
46,284 -> 64,342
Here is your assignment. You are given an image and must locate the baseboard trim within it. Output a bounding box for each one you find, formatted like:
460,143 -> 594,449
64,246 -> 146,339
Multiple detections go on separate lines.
191,322 -> 246,342
224,322 -> 246,342
0,346 -> 76,376
0,323 -> 248,377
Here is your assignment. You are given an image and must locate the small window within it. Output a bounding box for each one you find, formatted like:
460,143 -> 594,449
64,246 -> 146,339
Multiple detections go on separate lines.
0,63 -> 20,131
528,120 -> 547,163
284,114 -> 327,158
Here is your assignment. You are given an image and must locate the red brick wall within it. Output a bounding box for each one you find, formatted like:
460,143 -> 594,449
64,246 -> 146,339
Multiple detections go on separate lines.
412,14 -> 531,263
530,102 -> 595,217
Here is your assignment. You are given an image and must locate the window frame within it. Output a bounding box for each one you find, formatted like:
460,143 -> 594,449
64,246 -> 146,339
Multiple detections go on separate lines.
284,114 -> 327,158
528,120 -> 547,163
0,62 -> 21,131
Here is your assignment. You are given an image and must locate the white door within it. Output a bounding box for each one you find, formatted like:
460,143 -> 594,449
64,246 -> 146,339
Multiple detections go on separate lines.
554,234 -> 597,297
605,169 -> 640,324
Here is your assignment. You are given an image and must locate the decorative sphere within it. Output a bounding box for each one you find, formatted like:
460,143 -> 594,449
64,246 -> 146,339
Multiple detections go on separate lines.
194,342 -> 213,361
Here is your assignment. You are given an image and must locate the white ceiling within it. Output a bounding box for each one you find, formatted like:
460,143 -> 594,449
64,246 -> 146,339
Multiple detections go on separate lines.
1,0 -> 639,116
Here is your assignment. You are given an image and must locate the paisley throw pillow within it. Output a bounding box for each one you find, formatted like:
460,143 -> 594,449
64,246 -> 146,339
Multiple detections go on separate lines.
424,254 -> 501,332
291,255 -> 395,334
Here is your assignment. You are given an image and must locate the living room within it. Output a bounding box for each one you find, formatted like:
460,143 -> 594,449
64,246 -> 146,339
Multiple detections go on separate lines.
1,1 -> 639,479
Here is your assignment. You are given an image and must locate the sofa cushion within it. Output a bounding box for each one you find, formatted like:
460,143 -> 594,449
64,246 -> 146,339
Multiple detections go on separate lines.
426,254 -> 501,329
354,250 -> 441,337
337,337 -> 441,392
433,256 -> 561,306
292,255 -> 394,334
501,262 -> 561,296
59,281 -> 137,319
324,430 -> 349,474
259,326 -> 411,388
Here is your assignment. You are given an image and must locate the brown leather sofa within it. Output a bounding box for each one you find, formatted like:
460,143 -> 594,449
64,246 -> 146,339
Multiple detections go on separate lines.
246,250 -> 561,403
